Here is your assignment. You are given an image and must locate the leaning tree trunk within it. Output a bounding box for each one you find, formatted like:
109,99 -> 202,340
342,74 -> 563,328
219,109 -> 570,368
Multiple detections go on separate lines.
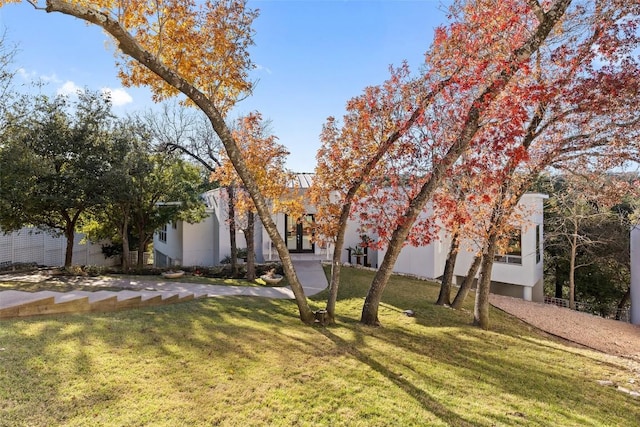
325,198 -> 355,324
244,211 -> 256,281
473,234 -> 499,329
437,229 -> 460,306
451,253 -> 482,309
358,0 -> 571,326
361,223 -> 412,326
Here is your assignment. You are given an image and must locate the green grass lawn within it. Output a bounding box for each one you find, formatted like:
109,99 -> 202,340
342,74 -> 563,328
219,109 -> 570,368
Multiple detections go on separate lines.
0,268 -> 637,426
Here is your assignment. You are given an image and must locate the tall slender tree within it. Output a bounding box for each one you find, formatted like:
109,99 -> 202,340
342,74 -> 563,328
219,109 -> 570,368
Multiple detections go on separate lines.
1,0 -> 315,322
357,0 -> 573,326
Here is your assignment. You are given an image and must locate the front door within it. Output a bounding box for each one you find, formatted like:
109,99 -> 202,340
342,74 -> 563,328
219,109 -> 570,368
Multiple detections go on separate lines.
285,214 -> 315,253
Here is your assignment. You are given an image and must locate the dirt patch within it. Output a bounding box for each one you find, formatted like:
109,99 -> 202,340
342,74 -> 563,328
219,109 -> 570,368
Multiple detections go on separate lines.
490,294 -> 640,360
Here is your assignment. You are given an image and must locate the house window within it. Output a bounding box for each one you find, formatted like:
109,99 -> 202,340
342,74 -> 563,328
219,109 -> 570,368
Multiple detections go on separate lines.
494,228 -> 522,265
536,224 -> 541,264
158,224 -> 167,243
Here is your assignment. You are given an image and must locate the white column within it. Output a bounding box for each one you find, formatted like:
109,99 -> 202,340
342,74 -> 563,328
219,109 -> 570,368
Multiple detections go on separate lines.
631,226 -> 640,325
523,286 -> 532,302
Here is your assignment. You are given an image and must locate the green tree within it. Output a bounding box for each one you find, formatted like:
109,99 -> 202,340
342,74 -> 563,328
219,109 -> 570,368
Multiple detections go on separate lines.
0,91 -> 123,267
84,115 -> 206,270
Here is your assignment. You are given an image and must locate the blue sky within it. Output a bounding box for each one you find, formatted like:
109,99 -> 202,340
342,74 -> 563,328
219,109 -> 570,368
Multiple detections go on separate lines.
0,0 -> 450,172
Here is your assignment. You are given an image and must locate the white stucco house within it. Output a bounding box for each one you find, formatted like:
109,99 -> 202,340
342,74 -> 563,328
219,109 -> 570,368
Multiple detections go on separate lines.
153,174 -> 342,266
154,174 -> 545,302
378,193 -> 547,302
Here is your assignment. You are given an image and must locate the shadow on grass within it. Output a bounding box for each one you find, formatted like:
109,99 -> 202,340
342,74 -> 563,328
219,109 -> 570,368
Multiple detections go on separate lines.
2,267 -> 638,426
315,266 -> 638,425
320,327 -> 477,426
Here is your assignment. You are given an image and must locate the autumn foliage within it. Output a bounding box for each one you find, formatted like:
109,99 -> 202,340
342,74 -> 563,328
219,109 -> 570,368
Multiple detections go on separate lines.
313,0 -> 639,326
210,112 -> 304,221
3,0 -> 639,327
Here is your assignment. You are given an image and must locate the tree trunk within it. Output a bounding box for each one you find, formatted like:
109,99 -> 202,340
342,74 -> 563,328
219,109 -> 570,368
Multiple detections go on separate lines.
228,185 -> 238,276
137,235 -> 150,268
357,1 -> 571,326
325,199 -> 354,324
244,211 -> 256,281
473,234 -> 498,329
64,221 -> 75,268
121,207 -> 130,271
554,263 -> 563,298
615,287 -> 631,320
437,229 -> 460,306
360,112 -> 487,325
569,226 -> 578,310
361,227 -> 410,326
324,72 -> 456,324
451,254 -> 482,310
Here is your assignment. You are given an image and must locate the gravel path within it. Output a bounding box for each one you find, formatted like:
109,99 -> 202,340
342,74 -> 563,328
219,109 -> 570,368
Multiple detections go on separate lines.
490,294 -> 640,361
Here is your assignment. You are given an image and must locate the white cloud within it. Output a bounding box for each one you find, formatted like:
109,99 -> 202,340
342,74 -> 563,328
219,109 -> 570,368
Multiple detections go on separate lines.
101,87 -> 133,107
255,64 -> 272,75
40,73 -> 61,83
16,68 -> 36,81
57,80 -> 83,97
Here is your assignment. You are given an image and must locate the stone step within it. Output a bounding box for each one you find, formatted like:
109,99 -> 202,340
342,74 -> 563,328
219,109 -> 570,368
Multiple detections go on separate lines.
0,289 -> 203,319
0,290 -> 54,309
0,291 -> 56,318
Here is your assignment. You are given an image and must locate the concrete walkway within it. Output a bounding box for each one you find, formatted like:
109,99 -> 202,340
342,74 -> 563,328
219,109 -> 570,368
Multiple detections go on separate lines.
0,260 -> 329,311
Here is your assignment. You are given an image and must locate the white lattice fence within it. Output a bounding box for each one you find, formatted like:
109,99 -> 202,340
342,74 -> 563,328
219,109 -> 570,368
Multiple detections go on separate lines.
0,227 -> 117,267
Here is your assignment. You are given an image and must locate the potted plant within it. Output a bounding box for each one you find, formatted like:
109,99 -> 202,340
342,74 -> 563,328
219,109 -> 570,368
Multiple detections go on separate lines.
161,269 -> 185,279
260,268 -> 283,285
236,247 -> 248,262
352,246 -> 364,265
357,234 -> 372,266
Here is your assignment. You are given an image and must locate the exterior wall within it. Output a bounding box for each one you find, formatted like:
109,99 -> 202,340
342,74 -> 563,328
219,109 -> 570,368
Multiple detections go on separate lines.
379,244 -> 439,279
261,212 -> 286,262
341,218 -> 366,263
209,188 -> 263,264
181,214 -> 216,266
631,226 -> 640,325
374,194 -> 546,302
154,221 -> 183,267
449,194 -> 546,301
157,182 -> 546,305
218,217 -> 246,262
450,194 -> 546,302
374,204 -> 443,279
0,227 -> 117,267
